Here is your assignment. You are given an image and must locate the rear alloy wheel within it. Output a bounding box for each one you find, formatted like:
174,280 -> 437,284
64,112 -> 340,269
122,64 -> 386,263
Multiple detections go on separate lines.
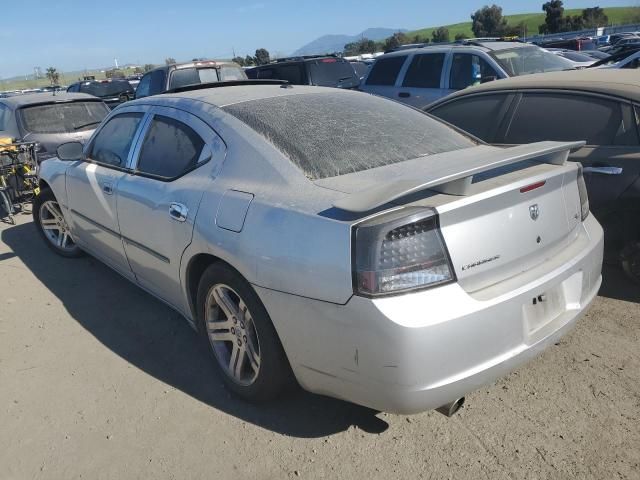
621,241 -> 640,284
197,263 -> 293,401
33,189 -> 82,258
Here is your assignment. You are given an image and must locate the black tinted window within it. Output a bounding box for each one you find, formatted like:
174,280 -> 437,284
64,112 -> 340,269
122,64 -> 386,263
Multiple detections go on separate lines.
449,54 -> 498,90
136,115 -> 205,179
169,68 -> 219,89
403,53 -> 445,88
430,94 -> 509,142
0,105 -> 8,130
366,56 -> 407,86
149,70 -> 166,95
136,74 -> 151,98
505,93 -> 623,146
272,65 -> 303,84
224,91 -> 476,179
89,113 -> 143,167
78,81 -> 133,97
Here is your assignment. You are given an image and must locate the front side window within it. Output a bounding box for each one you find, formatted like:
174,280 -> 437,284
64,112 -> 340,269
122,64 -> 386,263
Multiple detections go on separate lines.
136,115 -> 205,179
19,102 -> 110,134
449,54 -> 499,90
402,53 -> 445,88
88,113 -> 143,167
505,93 -> 624,146
365,56 -> 407,86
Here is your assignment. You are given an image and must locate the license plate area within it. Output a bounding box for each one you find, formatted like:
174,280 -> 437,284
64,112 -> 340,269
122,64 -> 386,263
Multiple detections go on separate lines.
522,284 -> 566,337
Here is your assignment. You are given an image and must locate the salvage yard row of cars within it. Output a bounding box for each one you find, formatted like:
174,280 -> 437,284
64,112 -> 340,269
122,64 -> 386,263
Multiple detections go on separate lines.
0,35 -> 637,416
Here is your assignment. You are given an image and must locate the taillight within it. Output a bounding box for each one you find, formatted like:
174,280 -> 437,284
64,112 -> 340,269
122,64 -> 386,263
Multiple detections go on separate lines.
576,165 -> 590,221
353,208 -> 455,297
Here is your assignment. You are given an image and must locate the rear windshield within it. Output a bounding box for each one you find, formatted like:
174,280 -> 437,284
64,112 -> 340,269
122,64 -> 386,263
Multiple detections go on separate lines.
79,81 -> 133,97
308,59 -> 359,88
223,92 -> 476,179
219,66 -> 247,81
19,101 -> 109,134
491,46 -> 574,76
170,67 -> 219,89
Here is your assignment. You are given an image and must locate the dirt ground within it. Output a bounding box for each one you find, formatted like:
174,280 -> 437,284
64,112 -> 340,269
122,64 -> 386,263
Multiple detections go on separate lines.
1,213 -> 639,480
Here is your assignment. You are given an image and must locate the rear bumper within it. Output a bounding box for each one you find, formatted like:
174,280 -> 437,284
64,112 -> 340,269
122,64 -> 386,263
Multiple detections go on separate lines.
256,214 -> 604,414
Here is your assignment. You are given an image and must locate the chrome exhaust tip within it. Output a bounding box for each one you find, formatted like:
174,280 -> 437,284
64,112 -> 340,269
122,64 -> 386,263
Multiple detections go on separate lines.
435,397 -> 465,417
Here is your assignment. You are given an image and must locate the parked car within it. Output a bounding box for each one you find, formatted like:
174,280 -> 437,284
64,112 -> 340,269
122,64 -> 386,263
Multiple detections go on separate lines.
67,79 -> 134,108
350,60 -> 371,80
246,55 -> 360,89
360,40 -> 574,108
135,60 -> 246,98
426,69 -> 640,280
590,48 -> 640,69
34,83 -> 602,414
0,92 -> 109,161
537,37 -> 597,51
546,48 -> 596,67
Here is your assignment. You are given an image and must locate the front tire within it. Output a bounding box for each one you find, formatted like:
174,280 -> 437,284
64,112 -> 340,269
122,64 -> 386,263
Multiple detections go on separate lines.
196,263 -> 293,401
33,189 -> 82,258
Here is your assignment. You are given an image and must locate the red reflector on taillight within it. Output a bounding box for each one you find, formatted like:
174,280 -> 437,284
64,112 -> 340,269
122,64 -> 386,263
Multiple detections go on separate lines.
520,181 -> 546,193
321,58 -> 337,63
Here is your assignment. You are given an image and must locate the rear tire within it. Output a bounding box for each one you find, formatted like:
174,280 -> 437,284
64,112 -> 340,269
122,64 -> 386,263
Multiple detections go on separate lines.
196,262 -> 293,402
621,241 -> 640,284
33,188 -> 82,258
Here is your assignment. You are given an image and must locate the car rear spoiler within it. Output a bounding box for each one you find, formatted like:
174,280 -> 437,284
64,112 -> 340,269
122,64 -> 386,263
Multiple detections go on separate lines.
332,141 -> 585,213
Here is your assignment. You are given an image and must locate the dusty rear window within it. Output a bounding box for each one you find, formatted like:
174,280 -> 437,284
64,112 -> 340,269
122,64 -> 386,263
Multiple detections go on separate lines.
19,101 -> 109,134
223,92 -> 476,179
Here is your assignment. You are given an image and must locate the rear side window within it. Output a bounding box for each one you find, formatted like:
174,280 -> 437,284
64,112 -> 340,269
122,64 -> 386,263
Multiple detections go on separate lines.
149,69 -> 166,95
402,53 -> 445,88
219,66 -> 247,81
136,115 -> 205,179
366,56 -> 407,86
88,113 -> 143,167
223,91 -> 476,179
430,94 -> 510,142
449,54 -> 499,90
505,93 -> 625,146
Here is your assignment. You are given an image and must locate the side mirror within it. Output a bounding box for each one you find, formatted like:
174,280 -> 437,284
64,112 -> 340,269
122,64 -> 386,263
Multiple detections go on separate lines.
480,75 -> 497,84
56,141 -> 84,161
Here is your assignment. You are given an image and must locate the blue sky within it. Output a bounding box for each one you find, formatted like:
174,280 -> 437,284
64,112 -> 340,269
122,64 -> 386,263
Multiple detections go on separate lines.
1,0 -> 634,78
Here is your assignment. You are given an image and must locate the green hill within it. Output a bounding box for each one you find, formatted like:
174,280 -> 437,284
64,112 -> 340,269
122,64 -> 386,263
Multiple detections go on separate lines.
407,6 -> 639,40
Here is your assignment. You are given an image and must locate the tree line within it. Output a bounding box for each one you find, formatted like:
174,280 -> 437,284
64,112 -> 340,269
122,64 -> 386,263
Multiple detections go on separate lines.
344,1 -> 618,56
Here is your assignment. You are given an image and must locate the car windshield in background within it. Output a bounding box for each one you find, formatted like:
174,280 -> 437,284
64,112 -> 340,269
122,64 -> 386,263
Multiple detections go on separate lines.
80,81 -> 132,98
219,66 -> 247,81
491,46 -> 574,76
169,67 -> 220,89
223,92 -> 476,179
19,101 -> 109,133
308,59 -> 359,88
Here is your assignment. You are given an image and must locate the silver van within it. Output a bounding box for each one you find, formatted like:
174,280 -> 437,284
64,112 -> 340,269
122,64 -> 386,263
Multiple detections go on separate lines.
360,40 -> 574,108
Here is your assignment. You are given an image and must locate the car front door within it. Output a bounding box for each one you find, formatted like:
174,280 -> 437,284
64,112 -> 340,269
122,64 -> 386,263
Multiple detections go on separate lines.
66,110 -> 147,278
442,52 -> 503,98
116,106 -> 225,311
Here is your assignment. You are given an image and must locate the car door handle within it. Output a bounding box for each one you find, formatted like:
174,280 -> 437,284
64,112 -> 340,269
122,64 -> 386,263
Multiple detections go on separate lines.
398,92 -> 411,98
101,182 -> 113,195
169,202 -> 188,222
582,166 -> 623,175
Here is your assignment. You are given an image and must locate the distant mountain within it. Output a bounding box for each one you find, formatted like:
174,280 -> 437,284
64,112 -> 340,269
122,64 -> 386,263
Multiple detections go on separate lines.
293,28 -> 406,56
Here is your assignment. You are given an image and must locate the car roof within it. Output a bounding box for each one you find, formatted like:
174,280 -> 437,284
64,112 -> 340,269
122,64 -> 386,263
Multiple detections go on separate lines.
383,41 -> 529,57
152,60 -> 240,72
134,84 -> 344,108
429,69 -> 640,106
0,92 -> 101,109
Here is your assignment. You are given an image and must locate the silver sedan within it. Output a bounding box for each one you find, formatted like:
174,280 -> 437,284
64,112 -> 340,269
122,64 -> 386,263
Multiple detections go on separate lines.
34,84 -> 603,414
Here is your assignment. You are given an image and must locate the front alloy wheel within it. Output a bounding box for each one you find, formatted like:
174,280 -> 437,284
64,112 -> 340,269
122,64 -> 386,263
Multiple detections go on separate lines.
205,284 -> 261,386
33,189 -> 82,258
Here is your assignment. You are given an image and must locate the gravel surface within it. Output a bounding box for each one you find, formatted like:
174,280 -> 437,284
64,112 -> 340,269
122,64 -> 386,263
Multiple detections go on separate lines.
1,214 -> 639,479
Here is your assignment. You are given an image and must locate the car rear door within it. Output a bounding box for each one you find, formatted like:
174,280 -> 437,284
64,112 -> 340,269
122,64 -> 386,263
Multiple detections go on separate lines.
396,51 -> 447,107
499,91 -> 640,254
361,54 -> 408,100
66,109 -> 147,278
116,106 -> 226,312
